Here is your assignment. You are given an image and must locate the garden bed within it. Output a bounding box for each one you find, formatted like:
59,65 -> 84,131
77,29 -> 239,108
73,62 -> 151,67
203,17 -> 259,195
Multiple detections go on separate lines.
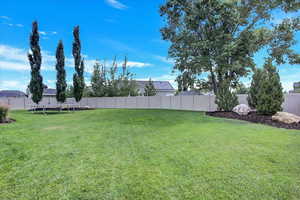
28,106 -> 93,112
206,111 -> 300,130
0,118 -> 15,124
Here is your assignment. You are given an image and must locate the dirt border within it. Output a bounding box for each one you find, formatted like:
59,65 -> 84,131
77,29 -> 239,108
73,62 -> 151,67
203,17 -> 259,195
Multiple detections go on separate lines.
206,111 -> 300,130
0,118 -> 16,125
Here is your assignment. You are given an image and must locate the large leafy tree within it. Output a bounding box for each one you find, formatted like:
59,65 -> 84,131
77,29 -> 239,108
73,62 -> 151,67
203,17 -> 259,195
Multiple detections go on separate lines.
72,26 -> 85,102
28,21 -> 44,104
160,0 -> 300,110
55,40 -> 67,103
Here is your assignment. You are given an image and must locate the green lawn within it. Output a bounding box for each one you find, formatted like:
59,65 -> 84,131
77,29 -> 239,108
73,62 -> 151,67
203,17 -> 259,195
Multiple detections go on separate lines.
0,109 -> 300,200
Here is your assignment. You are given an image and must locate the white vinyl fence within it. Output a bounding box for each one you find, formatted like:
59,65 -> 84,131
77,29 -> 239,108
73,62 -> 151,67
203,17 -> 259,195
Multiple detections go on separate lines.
1,94 -> 300,115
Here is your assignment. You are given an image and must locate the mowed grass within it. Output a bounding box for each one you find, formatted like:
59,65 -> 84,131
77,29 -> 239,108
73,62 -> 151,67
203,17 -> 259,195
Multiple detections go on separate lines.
0,109 -> 300,200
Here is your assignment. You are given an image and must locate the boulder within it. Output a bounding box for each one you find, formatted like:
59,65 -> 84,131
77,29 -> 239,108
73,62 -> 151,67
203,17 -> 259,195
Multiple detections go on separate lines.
272,112 -> 300,124
232,104 -> 251,116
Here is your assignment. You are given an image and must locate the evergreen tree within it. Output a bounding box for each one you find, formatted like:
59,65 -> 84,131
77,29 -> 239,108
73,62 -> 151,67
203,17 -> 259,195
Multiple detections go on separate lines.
144,78 -> 157,96
215,80 -> 238,111
55,40 -> 67,103
91,60 -> 106,97
256,59 -> 284,115
72,26 -> 85,102
28,21 -> 44,104
247,68 -> 264,108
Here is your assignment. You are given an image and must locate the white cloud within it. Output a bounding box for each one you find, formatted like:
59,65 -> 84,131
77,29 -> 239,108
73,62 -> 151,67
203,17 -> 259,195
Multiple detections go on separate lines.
105,0 -> 127,10
0,45 -> 28,62
126,61 -> 151,68
0,44 -> 55,71
0,44 -> 151,80
79,59 -> 151,73
2,23 -> 24,28
15,24 -> 24,28
0,80 -> 28,91
153,55 -> 175,65
39,31 -> 58,37
0,16 -> 24,28
39,31 -> 47,35
0,16 -> 10,20
0,60 -> 29,71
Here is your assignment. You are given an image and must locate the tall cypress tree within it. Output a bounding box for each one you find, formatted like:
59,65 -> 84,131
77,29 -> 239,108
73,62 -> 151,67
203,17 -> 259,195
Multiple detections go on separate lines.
72,26 -> 85,102
28,21 -> 44,104
55,40 -> 67,103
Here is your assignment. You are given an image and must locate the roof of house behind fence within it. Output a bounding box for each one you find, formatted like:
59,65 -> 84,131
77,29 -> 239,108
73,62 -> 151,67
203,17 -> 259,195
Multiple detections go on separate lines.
43,88 -> 57,96
0,90 -> 27,97
136,81 -> 175,91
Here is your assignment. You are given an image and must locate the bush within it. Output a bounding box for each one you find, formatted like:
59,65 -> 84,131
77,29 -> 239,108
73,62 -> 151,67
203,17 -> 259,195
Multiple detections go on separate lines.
247,68 -> 264,109
0,104 -> 9,123
215,80 -> 239,111
256,60 -> 284,115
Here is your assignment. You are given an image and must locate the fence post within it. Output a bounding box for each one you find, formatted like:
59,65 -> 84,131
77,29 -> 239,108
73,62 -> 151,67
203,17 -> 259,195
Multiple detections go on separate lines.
193,95 -> 195,111
135,97 -> 138,108
148,96 -> 150,109
208,94 -> 211,112
180,95 -> 182,110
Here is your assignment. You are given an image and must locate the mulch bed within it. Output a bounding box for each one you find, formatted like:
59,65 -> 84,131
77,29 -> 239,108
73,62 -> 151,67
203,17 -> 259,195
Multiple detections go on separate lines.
206,111 -> 300,130
28,107 -> 93,112
0,118 -> 16,124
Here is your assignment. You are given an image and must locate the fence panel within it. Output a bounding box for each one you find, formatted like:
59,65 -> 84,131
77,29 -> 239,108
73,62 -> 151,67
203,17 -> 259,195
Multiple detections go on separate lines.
194,95 -> 211,111
161,96 -> 172,109
282,94 -> 300,116
136,97 -> 148,109
181,96 -> 194,110
2,95 -> 300,116
149,96 -> 161,109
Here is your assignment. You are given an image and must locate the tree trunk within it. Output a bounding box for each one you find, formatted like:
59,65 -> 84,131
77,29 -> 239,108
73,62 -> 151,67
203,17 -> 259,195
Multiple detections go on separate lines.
210,69 -> 217,95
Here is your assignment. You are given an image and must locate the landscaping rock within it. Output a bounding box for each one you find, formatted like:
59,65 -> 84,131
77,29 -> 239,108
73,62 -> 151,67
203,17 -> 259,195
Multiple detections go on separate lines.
272,112 -> 300,124
232,104 -> 251,116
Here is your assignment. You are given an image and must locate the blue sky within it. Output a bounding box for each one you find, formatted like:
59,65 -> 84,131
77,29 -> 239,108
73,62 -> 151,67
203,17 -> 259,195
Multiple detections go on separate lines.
0,0 -> 299,92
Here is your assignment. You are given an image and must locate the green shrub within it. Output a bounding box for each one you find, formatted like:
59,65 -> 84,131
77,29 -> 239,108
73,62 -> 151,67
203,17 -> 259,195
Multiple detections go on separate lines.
215,80 -> 239,111
256,60 -> 284,115
0,104 -> 9,123
247,68 -> 264,109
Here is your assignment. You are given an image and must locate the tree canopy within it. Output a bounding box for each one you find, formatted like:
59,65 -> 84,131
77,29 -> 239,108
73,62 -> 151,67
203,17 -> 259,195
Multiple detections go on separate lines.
55,40 -> 67,103
72,26 -> 85,102
160,0 -> 300,96
28,21 -> 44,104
